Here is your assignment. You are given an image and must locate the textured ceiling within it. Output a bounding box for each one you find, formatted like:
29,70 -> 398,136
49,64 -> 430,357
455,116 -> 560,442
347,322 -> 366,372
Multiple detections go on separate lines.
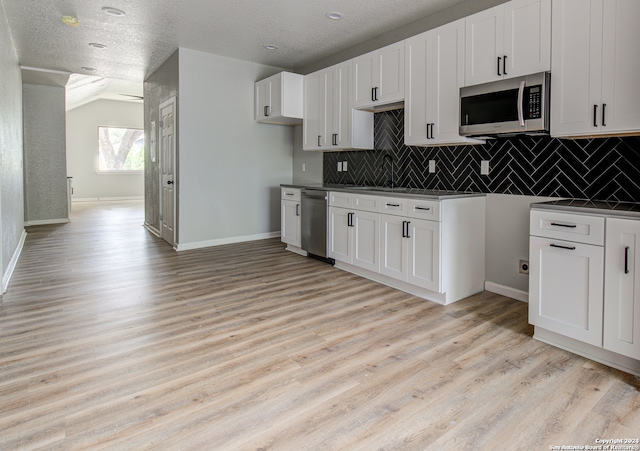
3,0 -> 466,83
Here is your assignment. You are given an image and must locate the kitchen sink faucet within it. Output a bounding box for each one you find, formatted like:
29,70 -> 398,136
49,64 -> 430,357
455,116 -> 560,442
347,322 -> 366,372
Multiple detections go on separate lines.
382,153 -> 397,188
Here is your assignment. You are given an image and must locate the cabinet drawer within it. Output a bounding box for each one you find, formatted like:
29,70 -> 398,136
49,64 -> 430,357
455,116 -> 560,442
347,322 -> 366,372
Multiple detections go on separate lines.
329,191 -> 353,208
530,210 -> 604,246
353,194 -> 381,213
408,200 -> 440,221
281,187 -> 301,201
381,197 -> 408,216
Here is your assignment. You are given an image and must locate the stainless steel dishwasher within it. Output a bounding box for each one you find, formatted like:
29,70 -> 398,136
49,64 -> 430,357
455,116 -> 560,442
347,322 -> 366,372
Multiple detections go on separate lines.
301,188 -> 333,263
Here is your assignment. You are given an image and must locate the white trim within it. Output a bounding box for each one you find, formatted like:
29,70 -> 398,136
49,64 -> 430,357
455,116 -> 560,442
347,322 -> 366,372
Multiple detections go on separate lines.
175,232 -> 280,251
2,230 -> 27,293
24,218 -> 70,226
72,196 -> 144,202
144,222 -> 161,237
484,281 -> 528,303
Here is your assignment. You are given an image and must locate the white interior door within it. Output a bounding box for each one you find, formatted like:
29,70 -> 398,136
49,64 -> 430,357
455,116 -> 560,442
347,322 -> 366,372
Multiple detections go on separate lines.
159,97 -> 176,246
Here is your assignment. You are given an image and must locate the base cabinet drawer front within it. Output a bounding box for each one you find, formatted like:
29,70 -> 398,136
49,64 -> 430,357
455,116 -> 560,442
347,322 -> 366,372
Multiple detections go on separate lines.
281,200 -> 301,247
329,192 -> 354,209
529,235 -> 604,346
281,187 -> 301,202
381,198 -> 408,216
530,210 -> 605,245
407,219 -> 441,292
604,218 -> 640,359
353,194 -> 382,213
408,200 -> 440,221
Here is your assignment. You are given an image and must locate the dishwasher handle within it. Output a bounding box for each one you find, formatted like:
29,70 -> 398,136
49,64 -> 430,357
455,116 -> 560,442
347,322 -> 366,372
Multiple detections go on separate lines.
302,189 -> 328,200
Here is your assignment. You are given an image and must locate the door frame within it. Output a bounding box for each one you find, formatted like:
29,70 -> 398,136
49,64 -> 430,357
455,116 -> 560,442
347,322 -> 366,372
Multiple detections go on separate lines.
158,96 -> 176,247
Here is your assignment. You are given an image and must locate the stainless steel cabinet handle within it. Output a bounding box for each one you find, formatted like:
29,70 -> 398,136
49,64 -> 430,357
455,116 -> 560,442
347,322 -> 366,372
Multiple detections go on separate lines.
550,243 -> 576,251
550,222 -> 577,228
517,80 -> 525,127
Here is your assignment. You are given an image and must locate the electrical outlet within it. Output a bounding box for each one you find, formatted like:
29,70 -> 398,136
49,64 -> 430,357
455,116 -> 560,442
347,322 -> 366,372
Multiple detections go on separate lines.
429,160 -> 436,173
302,163 -> 306,172
519,259 -> 529,275
342,161 -> 348,172
481,160 -> 490,175
337,161 -> 342,172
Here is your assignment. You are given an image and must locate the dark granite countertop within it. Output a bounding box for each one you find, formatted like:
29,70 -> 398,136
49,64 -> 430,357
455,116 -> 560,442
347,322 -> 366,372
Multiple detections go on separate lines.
281,183 -> 485,200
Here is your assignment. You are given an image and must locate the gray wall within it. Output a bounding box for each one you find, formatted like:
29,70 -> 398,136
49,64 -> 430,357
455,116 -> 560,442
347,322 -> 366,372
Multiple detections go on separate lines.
0,6 -> 25,292
144,50 -> 179,234
22,84 -> 69,224
176,48 -> 293,248
66,99 -> 144,200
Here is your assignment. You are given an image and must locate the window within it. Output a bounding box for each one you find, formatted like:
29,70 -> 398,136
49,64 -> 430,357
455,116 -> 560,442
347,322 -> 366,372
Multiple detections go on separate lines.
98,127 -> 144,172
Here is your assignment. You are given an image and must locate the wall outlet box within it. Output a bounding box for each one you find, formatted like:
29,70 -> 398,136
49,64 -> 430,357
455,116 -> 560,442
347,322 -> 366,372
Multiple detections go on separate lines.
429,160 -> 436,173
519,259 -> 529,275
337,161 -> 342,172
481,160 -> 490,175
342,161 -> 348,172
302,163 -> 306,172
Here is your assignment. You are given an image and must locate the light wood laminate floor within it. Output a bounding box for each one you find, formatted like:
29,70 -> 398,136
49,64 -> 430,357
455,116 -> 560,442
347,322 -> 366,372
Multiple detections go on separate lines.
1,200 -> 639,450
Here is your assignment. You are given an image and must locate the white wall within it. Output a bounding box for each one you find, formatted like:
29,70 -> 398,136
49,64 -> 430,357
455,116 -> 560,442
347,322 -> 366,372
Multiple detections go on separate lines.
1,6 -> 25,293
176,48 -> 293,248
66,99 -> 144,200
292,125 -> 323,185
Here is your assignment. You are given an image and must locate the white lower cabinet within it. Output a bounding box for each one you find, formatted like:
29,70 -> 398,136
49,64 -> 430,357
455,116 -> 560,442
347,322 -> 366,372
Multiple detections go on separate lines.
529,207 -> 640,375
330,192 -> 485,305
280,187 -> 303,254
329,206 -> 379,273
604,218 -> 640,360
380,214 -> 441,292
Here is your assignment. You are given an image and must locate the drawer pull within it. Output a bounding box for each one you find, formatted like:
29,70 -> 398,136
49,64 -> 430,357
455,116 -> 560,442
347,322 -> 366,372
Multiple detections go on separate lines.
285,193 -> 294,196
550,243 -> 576,251
414,206 -> 431,211
625,246 -> 630,274
386,203 -> 401,207
550,222 -> 577,229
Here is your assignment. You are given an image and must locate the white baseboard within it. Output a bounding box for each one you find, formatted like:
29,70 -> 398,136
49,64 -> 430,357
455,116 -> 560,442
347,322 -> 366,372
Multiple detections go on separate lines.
72,196 -> 144,202
484,281 -> 528,303
24,218 -> 70,226
2,230 -> 27,294
144,222 -> 161,237
175,232 -> 280,251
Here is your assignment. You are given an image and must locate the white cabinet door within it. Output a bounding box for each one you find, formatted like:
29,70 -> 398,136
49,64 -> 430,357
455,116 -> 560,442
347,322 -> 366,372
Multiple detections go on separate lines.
529,236 -> 604,346
303,71 -> 322,150
380,214 -> 408,281
255,78 -> 270,121
550,0 -> 603,136
281,200 -> 301,247
329,206 -> 352,264
503,0 -> 551,78
604,218 -> 640,360
353,211 -> 380,273
551,0 -> 640,137
407,218 -> 441,292
600,0 -> 640,133
465,4 -> 503,86
268,73 -> 282,118
352,42 -> 404,109
405,20 -> 483,146
465,0 -> 550,86
334,62 -> 352,149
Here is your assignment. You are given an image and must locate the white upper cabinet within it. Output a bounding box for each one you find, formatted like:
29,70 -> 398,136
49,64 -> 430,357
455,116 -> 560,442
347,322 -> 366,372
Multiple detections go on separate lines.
464,0 -> 551,86
551,0 -> 640,137
352,41 -> 405,110
255,71 -> 303,125
303,63 -> 373,151
405,19 -> 484,146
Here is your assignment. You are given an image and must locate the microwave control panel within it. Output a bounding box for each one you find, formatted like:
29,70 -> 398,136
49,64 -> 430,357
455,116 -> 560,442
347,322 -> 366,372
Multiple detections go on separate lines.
525,85 -> 542,120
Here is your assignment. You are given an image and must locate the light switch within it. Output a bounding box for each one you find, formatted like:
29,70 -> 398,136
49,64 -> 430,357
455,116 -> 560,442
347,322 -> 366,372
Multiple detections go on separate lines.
481,160 -> 490,175
429,160 -> 436,173
337,161 -> 342,172
342,161 -> 348,172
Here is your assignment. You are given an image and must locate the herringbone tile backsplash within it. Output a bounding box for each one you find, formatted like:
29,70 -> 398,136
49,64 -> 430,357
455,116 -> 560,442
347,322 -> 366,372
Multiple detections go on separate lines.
323,109 -> 640,202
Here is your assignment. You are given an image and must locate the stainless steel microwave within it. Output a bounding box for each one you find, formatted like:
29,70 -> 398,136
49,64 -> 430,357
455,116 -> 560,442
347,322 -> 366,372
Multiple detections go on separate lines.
459,72 -> 550,137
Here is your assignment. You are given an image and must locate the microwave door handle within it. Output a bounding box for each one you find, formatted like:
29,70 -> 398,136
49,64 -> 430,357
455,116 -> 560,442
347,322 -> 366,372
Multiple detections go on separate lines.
517,80 -> 526,127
